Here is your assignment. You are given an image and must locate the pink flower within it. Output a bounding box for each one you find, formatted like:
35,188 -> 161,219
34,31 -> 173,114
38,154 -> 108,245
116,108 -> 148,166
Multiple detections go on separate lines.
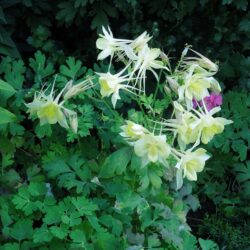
193,93 -> 222,111
204,93 -> 223,111
192,99 -> 199,109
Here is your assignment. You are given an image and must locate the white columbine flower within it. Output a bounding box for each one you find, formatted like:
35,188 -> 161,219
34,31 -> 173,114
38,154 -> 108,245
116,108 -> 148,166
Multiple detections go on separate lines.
96,26 -> 132,61
97,66 -> 138,108
134,133 -> 171,167
132,45 -> 168,92
174,148 -> 210,189
183,48 -> 218,73
63,78 -> 94,100
26,81 -> 78,133
130,31 -> 152,53
120,120 -> 149,143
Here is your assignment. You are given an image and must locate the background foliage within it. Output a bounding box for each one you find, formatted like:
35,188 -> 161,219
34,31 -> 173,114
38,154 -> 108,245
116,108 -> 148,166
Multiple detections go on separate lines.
0,0 -> 249,249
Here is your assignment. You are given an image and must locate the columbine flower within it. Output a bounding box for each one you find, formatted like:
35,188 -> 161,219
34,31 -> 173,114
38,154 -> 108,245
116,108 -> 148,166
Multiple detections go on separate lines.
197,107 -> 232,144
174,148 -> 210,189
96,26 -> 131,61
132,45 -> 168,92
120,120 -> 149,143
156,111 -> 200,149
178,68 -> 211,109
97,66 -> 138,108
176,113 -> 201,148
158,101 -> 232,148
209,77 -> 221,92
183,48 -> 218,73
185,105 -> 232,144
63,78 -> 94,100
166,76 -> 179,93
130,31 -> 152,53
134,133 -> 171,167
26,81 -> 78,132
177,64 -> 223,110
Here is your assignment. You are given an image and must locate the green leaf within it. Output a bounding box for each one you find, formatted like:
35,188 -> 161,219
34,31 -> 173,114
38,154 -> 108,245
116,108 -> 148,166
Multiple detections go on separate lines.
0,243 -> 19,250
74,0 -> 88,8
184,195 -> 200,211
43,154 -> 92,193
198,238 -> 219,250
99,215 -> 123,236
1,153 -> 14,169
182,232 -> 198,250
93,230 -> 118,250
67,104 -> 95,142
43,158 -> 71,178
43,206 -> 63,225
60,57 -> 86,80
147,234 -> 161,247
0,26 -> 20,58
70,229 -> 88,249
28,182 -> 47,196
12,187 -> 37,215
50,225 -> 68,239
33,225 -> 53,243
0,58 -> 26,89
0,169 -> 20,186
231,139 -> 247,161
148,168 -> 162,189
71,196 -> 98,216
10,219 -> 33,241
0,204 -> 13,227
35,123 -> 52,138
100,147 -> 133,178
91,9 -> 109,30
0,107 -> 16,124
29,50 -> 55,82
234,161 -> 250,198
56,2 -> 78,25
0,79 -> 16,104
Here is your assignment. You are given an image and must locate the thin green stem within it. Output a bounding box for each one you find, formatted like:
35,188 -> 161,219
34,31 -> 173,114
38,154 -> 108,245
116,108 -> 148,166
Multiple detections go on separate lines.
90,89 -> 122,122
153,68 -> 164,103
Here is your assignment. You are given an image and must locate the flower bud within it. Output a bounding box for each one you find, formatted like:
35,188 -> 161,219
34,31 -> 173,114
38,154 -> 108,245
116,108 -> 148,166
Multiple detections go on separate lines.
166,77 -> 179,93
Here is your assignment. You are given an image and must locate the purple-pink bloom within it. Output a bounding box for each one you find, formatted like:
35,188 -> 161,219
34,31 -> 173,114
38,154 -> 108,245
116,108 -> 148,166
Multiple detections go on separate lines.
192,99 -> 199,109
204,93 -> 223,111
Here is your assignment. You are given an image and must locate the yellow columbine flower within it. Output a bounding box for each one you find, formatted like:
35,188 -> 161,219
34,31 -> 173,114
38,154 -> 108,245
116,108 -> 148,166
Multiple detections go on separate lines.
182,148 -> 210,181
174,148 -> 210,189
97,66 -> 138,108
160,102 -> 232,148
120,120 -> 149,143
134,133 -> 171,167
186,74 -> 210,100
177,113 -> 201,147
177,64 -> 222,110
26,81 -> 78,132
200,112 -> 232,144
178,71 -> 210,109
